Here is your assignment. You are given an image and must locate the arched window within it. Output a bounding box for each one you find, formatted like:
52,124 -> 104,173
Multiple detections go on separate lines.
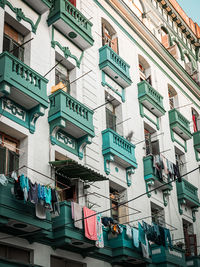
168,40 -> 183,61
161,27 -> 170,49
102,18 -> 118,54
138,55 -> 151,85
168,85 -> 178,110
192,108 -> 200,133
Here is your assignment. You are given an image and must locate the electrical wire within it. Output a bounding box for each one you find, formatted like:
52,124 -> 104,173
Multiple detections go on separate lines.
0,166 -> 199,242
64,166 -> 200,226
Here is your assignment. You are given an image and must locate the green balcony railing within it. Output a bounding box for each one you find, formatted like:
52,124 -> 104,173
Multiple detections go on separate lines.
102,128 -> 137,169
151,244 -> 186,266
176,178 -> 200,208
0,178 -> 52,241
0,52 -> 48,108
48,90 -> 94,138
193,131 -> 200,148
99,45 -> 132,87
138,80 -> 165,116
143,155 -> 173,192
169,108 -> 192,140
47,0 -> 93,49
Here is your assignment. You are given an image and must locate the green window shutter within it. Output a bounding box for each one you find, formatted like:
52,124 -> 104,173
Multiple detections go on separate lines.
106,108 -> 116,131
0,147 -> 6,174
8,150 -> 19,174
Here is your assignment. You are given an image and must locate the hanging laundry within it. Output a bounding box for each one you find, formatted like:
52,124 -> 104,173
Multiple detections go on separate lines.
138,222 -> 146,245
11,171 -> 18,181
35,203 -> 46,220
71,202 -> 83,229
28,180 -> 38,204
126,225 -> 132,239
141,234 -> 150,259
14,176 -> 24,200
44,186 -> 52,209
102,217 -> 114,226
20,174 -> 29,202
162,156 -> 169,175
164,228 -> 173,249
132,227 -> 139,248
168,161 -> 174,179
153,155 -> 163,180
96,213 -> 104,248
173,163 -> 181,182
83,206 -> 97,241
0,174 -> 8,186
51,188 -> 60,217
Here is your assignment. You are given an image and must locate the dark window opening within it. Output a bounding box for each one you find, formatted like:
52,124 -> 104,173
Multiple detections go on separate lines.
0,243 -> 32,264
51,256 -> 86,267
3,23 -> 24,61
106,108 -> 116,131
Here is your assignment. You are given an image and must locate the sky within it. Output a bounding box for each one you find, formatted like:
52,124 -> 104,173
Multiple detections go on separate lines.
177,0 -> 200,25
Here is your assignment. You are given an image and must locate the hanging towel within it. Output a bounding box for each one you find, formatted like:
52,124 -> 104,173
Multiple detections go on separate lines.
72,202 -> 83,229
83,206 -> 97,241
132,227 -> 139,248
20,175 -> 29,202
126,225 -> 132,239
28,181 -> 38,204
96,214 -> 104,248
138,222 -> 146,245
141,234 -> 150,259
162,157 -> 169,175
164,228 -> 173,249
35,203 -> 46,219
0,174 -> 8,186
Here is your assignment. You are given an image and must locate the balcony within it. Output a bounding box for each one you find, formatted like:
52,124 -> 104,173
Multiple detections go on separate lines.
102,128 -> 137,185
143,155 -> 173,202
193,131 -> 200,161
0,179 -> 52,243
151,245 -> 186,266
52,201 -> 98,251
186,256 -> 200,267
23,0 -> 52,14
169,109 -> 192,141
103,226 -> 148,265
138,80 -> 165,117
176,178 -> 200,209
47,0 -> 94,50
0,52 -> 48,133
99,45 -> 132,88
48,90 -> 95,159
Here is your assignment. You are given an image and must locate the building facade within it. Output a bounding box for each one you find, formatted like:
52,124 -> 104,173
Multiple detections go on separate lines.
0,0 -> 200,266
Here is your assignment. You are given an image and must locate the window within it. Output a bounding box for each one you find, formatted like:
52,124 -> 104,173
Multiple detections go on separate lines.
138,55 -> 151,85
0,132 -> 19,175
192,109 -> 199,133
144,128 -> 160,156
68,0 -> 76,6
56,172 -> 77,202
102,19 -> 118,54
51,256 -> 86,267
106,101 -> 116,131
3,23 -> 24,61
175,147 -> 186,178
110,186 -> 128,224
168,85 -> 178,110
151,203 -> 165,227
183,219 -> 197,257
51,61 -> 70,94
0,243 -> 32,264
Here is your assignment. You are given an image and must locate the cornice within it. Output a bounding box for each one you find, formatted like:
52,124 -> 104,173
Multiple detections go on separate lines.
102,0 -> 200,103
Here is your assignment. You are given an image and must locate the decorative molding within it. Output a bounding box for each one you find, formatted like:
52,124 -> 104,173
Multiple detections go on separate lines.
145,179 -> 155,198
101,71 -> 125,102
162,189 -> 171,207
103,153 -> 114,175
0,0 -> 41,33
170,129 -> 187,152
126,167 -> 135,187
0,98 -> 44,133
139,103 -> 160,130
51,40 -> 84,68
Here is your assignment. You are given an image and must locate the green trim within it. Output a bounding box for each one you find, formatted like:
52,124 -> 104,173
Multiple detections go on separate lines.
93,0 -> 200,109
170,128 -> 187,152
51,27 -> 84,68
139,103 -> 160,130
47,0 -> 94,50
0,98 -> 45,134
101,72 -> 125,102
22,0 -> 52,14
171,38 -> 185,61
193,131 -> 200,161
0,0 -> 41,33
